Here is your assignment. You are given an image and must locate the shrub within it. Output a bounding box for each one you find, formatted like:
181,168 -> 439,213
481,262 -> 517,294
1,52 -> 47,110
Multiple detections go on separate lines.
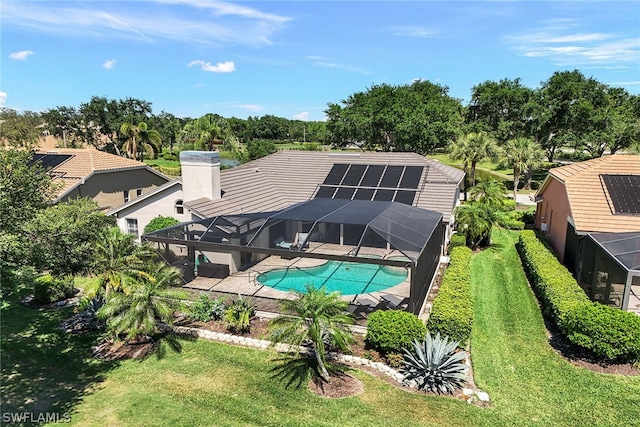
520,208 -> 536,225
447,233 -> 466,252
400,332 -> 468,394
143,216 -> 181,234
34,274 -> 75,304
496,211 -> 525,230
426,246 -> 473,344
190,292 -> 226,322
151,165 -> 181,177
163,153 -> 177,161
366,310 -> 426,354
385,352 -> 404,368
302,142 -> 320,151
517,230 -> 640,362
224,295 -> 256,333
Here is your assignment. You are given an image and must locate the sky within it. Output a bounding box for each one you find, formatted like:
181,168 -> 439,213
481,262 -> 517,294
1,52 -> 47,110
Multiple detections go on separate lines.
2,1 -> 639,121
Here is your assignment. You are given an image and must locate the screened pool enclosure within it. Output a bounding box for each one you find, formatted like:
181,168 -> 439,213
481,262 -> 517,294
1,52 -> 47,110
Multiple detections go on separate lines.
143,198 -> 445,314
575,231 -> 640,313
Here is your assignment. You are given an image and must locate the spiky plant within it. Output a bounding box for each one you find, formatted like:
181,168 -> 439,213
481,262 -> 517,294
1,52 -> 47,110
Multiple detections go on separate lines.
400,332 -> 468,394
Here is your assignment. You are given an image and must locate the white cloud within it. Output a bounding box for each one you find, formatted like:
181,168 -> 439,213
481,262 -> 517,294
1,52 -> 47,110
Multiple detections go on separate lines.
391,26 -> 437,38
233,104 -> 263,112
507,23 -> 640,66
188,60 -> 235,73
2,1 -> 291,46
292,112 -> 309,121
102,59 -> 116,69
0,91 -> 7,106
305,55 -> 370,75
9,50 -> 34,60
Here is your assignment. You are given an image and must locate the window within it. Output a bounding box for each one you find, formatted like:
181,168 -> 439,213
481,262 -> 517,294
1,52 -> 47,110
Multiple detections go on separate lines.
126,218 -> 139,237
175,200 -> 184,215
123,190 -> 130,203
136,188 -> 143,197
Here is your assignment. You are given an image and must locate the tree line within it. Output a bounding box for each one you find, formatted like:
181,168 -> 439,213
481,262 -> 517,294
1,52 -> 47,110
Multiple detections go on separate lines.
1,69 -> 638,163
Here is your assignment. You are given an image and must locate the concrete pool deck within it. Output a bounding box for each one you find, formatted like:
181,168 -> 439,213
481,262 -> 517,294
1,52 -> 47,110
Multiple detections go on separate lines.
182,243 -> 413,321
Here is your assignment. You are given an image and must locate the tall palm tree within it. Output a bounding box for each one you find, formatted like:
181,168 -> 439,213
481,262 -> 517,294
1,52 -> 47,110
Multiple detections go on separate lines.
469,179 -> 507,208
449,132 -> 499,188
269,285 -> 355,381
502,137 -> 545,201
87,227 -> 155,300
120,121 -> 162,161
181,114 -> 239,151
97,262 -> 187,342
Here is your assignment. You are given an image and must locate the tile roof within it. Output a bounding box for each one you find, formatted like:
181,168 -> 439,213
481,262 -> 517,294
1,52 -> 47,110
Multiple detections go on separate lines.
35,148 -> 166,199
186,150 -> 464,222
545,154 -> 640,233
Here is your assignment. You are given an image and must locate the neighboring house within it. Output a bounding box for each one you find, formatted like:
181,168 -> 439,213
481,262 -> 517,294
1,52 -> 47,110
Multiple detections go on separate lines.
534,154 -> 640,313
33,148 -> 170,211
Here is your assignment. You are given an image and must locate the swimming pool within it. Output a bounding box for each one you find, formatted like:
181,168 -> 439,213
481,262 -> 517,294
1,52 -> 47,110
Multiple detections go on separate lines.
256,260 -> 408,295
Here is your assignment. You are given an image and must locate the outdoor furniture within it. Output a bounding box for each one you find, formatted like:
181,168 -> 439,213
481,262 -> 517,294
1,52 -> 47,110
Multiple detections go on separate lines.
380,293 -> 409,309
275,233 -> 309,250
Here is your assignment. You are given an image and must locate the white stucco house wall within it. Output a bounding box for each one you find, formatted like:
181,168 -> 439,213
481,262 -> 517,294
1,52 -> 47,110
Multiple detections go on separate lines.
107,179 -> 191,242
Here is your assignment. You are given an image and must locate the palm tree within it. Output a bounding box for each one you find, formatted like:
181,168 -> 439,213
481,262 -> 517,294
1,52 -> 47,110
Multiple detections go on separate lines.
87,227 -> 155,300
449,132 -> 499,188
502,137 -> 545,201
269,285 -> 355,381
97,262 -> 187,342
120,121 -> 162,161
469,179 -> 507,208
454,203 -> 495,249
181,114 -> 239,151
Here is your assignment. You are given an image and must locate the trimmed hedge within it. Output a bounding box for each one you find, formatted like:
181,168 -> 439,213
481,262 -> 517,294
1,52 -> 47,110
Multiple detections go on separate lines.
365,310 -> 426,353
517,230 -> 640,362
151,165 -> 181,177
426,246 -> 473,344
447,233 -> 467,252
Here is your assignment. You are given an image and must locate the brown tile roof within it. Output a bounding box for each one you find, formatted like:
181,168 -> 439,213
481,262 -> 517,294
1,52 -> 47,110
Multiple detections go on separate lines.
546,154 -> 640,233
187,150 -> 464,222
35,148 -> 165,199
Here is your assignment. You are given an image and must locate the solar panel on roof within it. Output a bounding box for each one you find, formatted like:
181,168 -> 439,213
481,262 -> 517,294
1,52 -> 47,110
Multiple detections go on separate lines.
353,188 -> 375,200
30,153 -> 73,170
380,166 -> 404,188
342,164 -> 367,186
334,187 -> 356,200
360,165 -> 385,187
400,166 -> 424,189
601,174 -> 640,215
316,186 -> 337,199
394,190 -> 417,205
373,189 -> 395,201
323,164 -> 349,185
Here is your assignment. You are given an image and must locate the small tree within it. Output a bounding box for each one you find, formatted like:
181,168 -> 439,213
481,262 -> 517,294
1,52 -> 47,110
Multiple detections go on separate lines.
97,263 -> 187,342
269,285 -> 355,381
143,216 -> 180,234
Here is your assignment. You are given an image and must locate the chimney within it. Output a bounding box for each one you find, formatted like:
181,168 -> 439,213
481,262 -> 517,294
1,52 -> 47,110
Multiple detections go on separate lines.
179,151 -> 221,202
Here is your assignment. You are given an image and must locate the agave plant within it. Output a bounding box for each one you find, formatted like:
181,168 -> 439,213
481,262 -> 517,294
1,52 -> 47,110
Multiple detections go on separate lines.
224,294 -> 256,333
400,332 -> 468,394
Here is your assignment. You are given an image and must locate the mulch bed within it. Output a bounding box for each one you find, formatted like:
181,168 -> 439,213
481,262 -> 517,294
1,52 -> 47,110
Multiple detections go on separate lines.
309,373 -> 364,398
92,340 -> 158,360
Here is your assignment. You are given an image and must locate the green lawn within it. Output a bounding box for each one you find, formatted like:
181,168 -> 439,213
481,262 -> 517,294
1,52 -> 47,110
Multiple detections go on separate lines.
2,231 -> 639,426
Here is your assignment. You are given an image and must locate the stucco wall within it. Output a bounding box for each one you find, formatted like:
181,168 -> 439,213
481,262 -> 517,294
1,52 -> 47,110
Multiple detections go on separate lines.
63,168 -> 169,211
113,183 -> 189,242
535,177 -> 573,262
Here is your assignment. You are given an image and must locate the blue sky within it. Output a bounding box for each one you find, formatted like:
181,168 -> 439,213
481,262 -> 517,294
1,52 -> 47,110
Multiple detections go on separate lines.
2,1 -> 639,121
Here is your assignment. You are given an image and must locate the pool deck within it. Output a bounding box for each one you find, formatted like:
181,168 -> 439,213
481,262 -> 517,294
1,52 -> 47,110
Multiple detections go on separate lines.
182,243 -> 412,322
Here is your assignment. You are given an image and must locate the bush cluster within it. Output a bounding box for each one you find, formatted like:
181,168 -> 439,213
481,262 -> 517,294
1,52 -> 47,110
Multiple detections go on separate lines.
365,310 -> 426,353
162,153 -> 178,161
426,246 -> 473,344
517,230 -> 640,362
496,211 -> 525,230
34,274 -> 75,304
190,293 -> 227,322
447,233 -> 467,252
151,165 -> 181,177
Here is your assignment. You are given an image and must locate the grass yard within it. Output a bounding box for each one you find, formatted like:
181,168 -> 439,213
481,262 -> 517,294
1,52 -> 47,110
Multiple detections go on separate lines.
2,229 -> 638,426
469,229 -> 640,427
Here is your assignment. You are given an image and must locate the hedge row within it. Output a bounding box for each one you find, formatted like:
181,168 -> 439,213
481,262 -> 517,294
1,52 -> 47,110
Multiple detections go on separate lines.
151,165 -> 181,177
426,246 -> 473,344
517,230 -> 640,362
447,233 -> 467,252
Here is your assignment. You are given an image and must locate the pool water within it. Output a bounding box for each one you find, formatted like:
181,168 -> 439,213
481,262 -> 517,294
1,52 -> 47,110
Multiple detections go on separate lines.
256,260 -> 408,295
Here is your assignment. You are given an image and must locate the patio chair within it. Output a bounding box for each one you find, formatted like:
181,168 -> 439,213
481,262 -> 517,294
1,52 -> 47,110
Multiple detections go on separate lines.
380,293 -> 409,309
274,236 -> 293,249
